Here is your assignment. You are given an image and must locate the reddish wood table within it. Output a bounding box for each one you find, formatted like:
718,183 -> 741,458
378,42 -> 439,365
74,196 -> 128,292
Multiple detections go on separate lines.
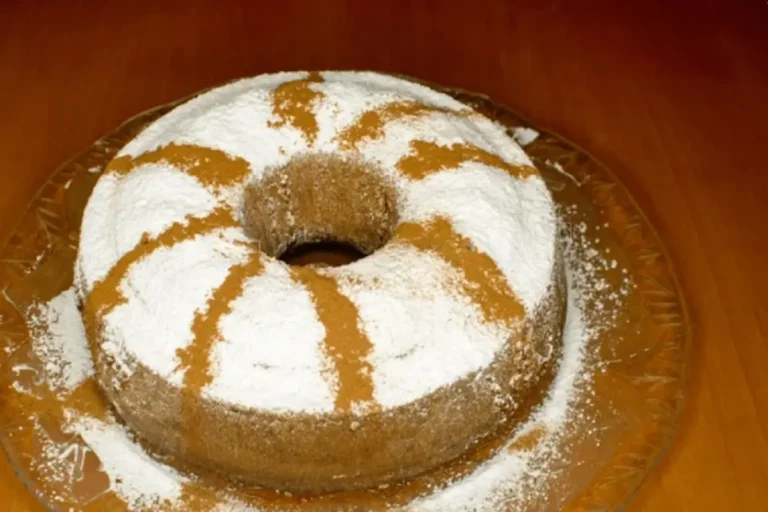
1,2 -> 766,510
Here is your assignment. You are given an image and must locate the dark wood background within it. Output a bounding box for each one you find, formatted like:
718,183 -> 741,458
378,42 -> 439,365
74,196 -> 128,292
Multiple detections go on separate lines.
1,1 -> 767,510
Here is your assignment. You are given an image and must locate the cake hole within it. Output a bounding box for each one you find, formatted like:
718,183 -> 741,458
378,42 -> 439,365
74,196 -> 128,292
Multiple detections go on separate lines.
243,154 -> 398,265
279,240 -> 365,268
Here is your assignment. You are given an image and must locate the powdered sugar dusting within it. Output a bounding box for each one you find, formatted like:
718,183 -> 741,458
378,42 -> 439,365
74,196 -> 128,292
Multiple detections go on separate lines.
27,288 -> 93,394
410,210 -> 625,511
511,127 -> 540,147
117,72 -> 308,160
332,245 -> 510,407
24,288 -> 185,510
105,228 -> 252,385
403,165 -> 556,311
208,259 -> 336,412
412,266 -> 590,511
111,165 -> 218,257
67,414 -> 187,510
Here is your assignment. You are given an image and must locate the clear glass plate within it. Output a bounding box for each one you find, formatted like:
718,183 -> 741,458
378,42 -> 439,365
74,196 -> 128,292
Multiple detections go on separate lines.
0,81 -> 689,511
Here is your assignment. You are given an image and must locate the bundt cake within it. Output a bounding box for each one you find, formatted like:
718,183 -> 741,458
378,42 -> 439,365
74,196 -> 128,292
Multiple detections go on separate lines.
75,71 -> 565,493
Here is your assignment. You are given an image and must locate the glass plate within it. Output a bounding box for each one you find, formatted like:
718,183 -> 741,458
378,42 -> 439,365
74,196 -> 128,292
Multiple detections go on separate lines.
0,81 -> 689,511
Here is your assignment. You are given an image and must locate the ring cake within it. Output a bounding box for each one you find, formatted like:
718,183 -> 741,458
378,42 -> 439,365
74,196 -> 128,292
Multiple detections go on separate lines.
75,71 -> 565,493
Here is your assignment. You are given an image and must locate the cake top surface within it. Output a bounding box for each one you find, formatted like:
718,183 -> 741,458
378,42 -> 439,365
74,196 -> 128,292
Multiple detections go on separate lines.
76,71 -> 557,414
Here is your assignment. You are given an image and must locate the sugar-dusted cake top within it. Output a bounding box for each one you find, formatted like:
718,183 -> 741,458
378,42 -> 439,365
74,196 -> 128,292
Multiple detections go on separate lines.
76,71 -> 558,414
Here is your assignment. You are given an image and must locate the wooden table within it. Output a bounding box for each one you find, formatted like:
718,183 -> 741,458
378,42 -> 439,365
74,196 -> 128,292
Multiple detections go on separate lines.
1,1 -> 766,510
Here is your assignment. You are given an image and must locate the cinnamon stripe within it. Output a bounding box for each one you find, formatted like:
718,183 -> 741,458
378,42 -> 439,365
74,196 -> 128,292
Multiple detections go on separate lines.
176,250 -> 265,394
85,207 -> 238,324
396,140 -> 538,181
394,217 -> 524,326
106,143 -> 251,188
268,71 -> 325,144
291,268 -> 377,412
337,101 -> 464,149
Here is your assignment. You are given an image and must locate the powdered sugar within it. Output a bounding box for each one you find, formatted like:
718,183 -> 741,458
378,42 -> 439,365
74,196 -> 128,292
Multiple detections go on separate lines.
25,287 -> 187,509
117,72 -> 307,161
344,107 -> 531,174
511,127 -> 540,147
332,245 -> 510,407
66,414 -> 187,510
208,259 -> 335,412
105,228 -> 251,385
27,288 -> 93,394
411,265 -> 590,511
403,165 -> 556,311
407,204 -> 627,510
112,165 -> 219,257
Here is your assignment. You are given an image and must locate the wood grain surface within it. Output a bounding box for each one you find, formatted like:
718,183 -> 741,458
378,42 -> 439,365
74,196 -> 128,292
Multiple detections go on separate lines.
1,1 -> 766,511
